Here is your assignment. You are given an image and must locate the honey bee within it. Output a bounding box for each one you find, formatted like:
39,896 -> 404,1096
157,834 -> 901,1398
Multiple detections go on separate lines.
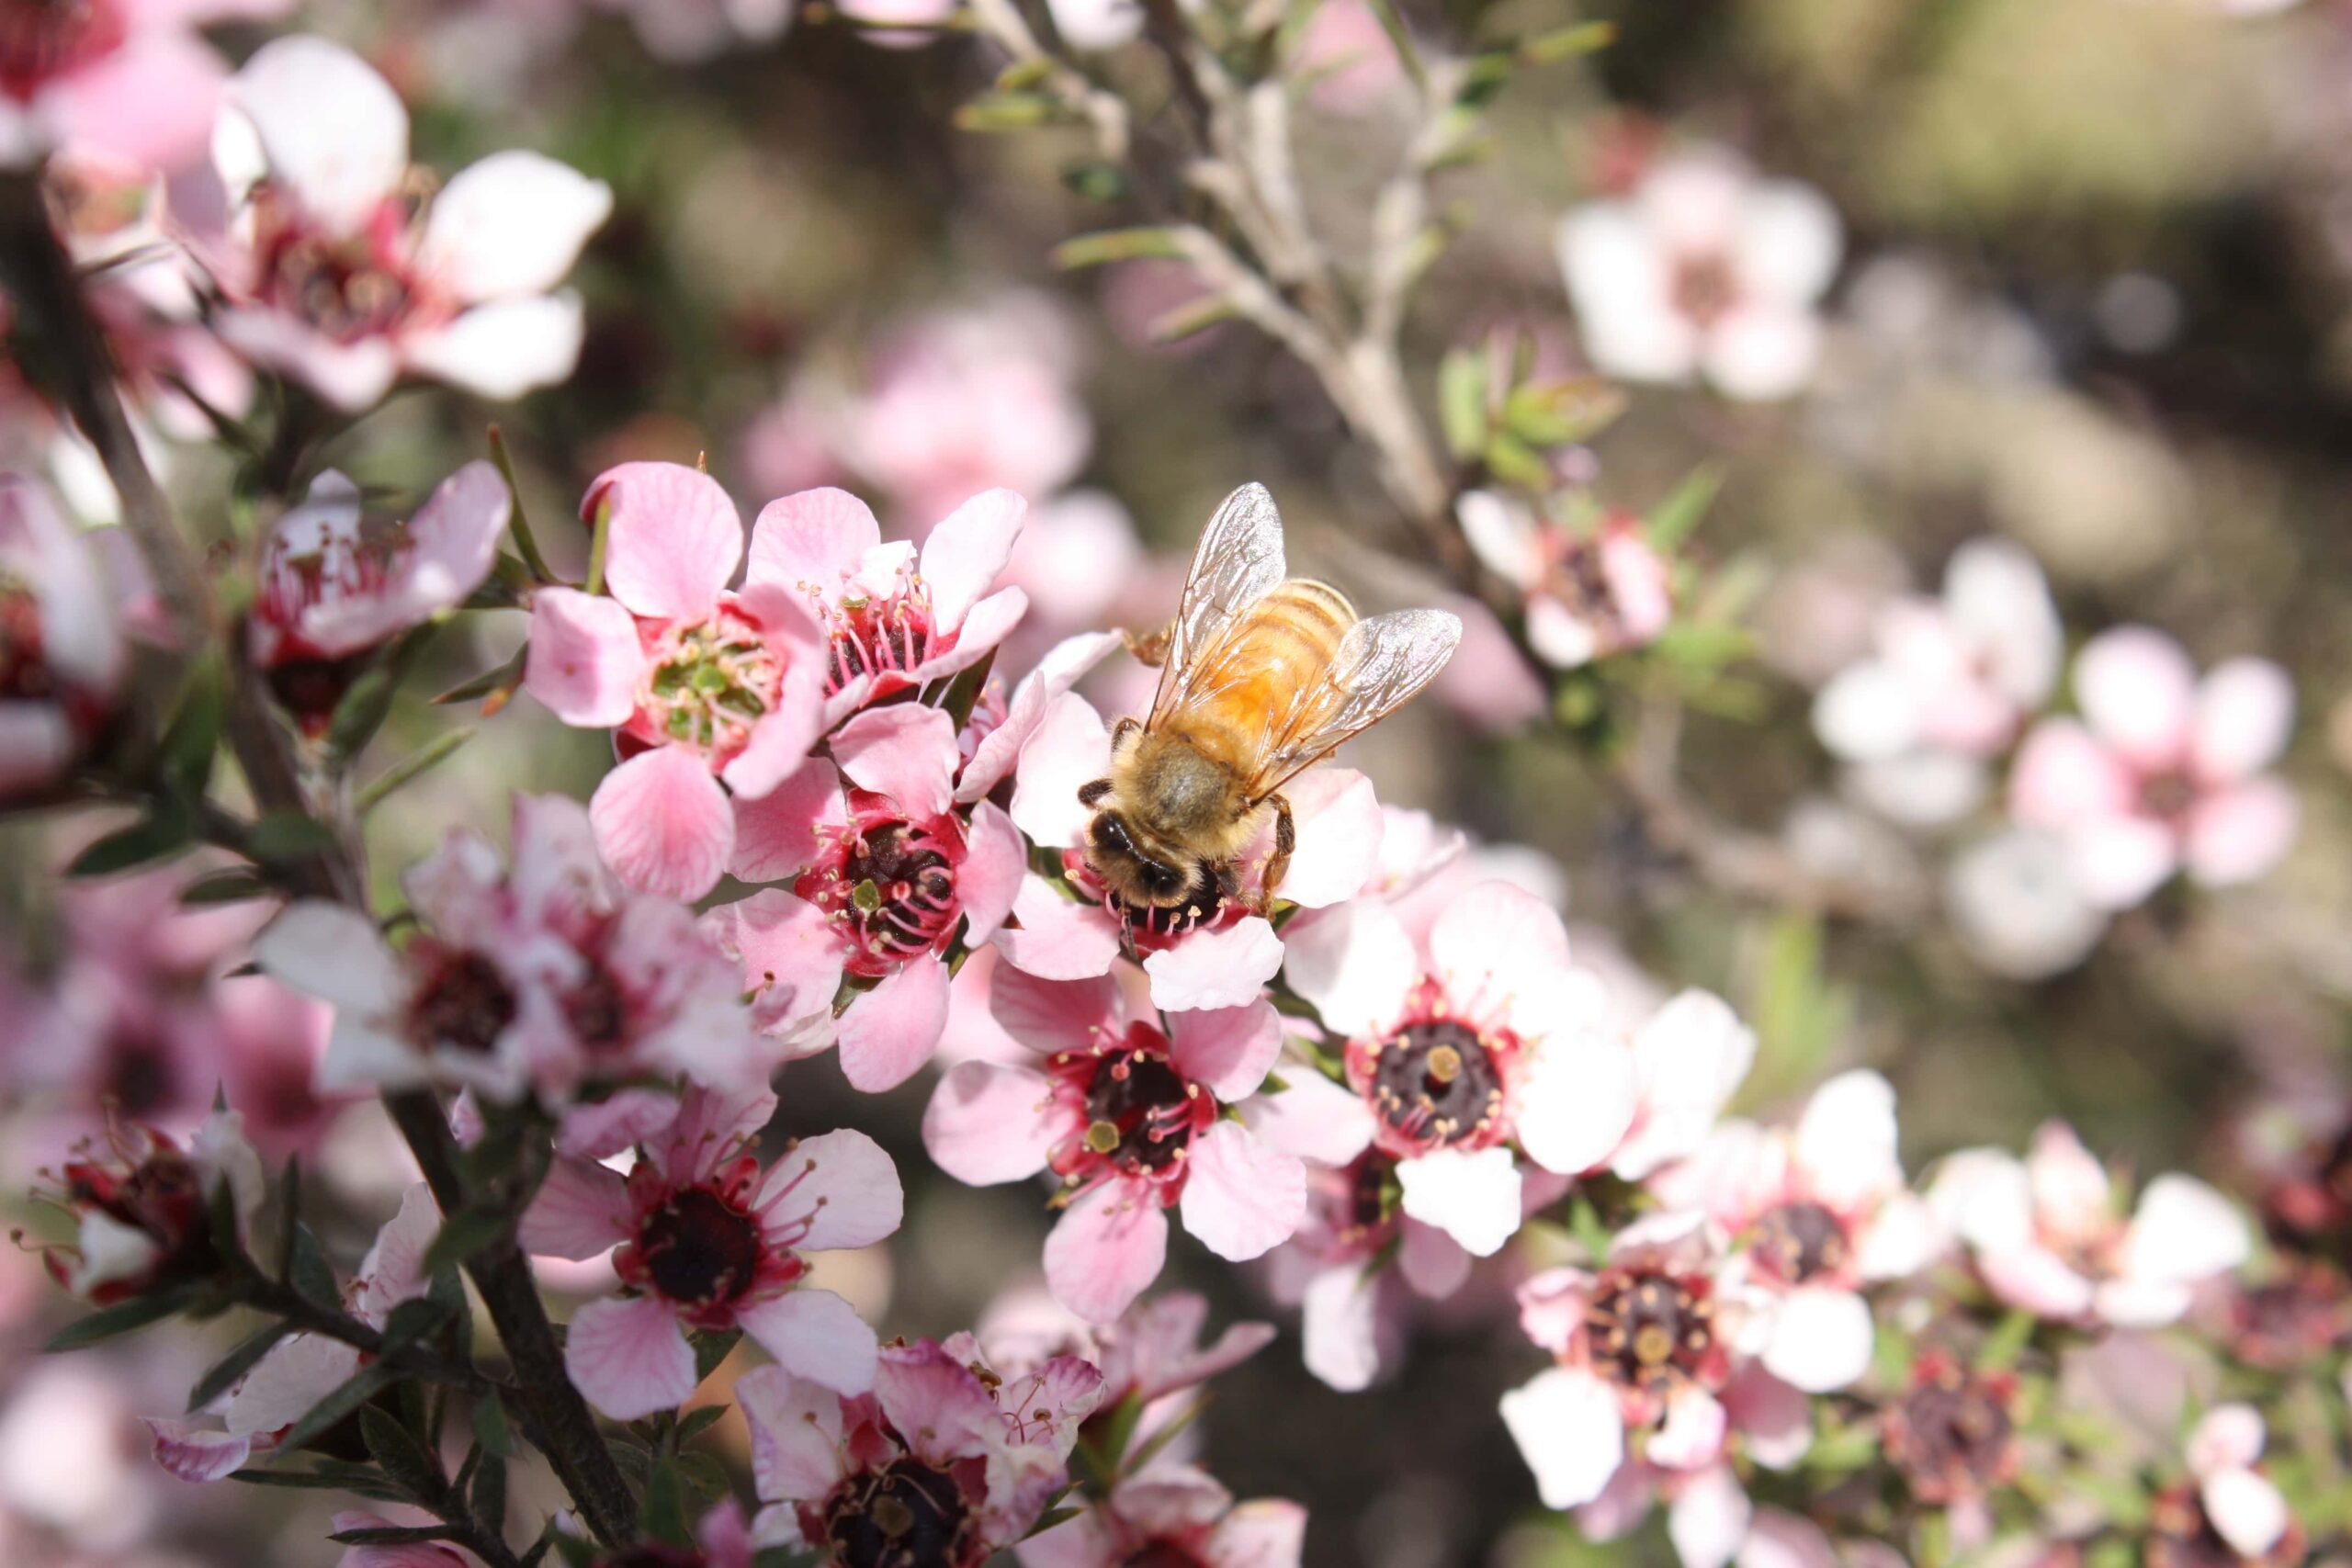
1079,482 -> 1462,915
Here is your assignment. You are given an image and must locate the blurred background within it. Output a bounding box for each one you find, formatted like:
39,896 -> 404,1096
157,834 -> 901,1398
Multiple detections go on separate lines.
6,0 -> 2352,1562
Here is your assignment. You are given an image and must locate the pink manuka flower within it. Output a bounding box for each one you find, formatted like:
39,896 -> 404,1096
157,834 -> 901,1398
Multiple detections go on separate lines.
0,0 -> 284,172
1279,881 -> 1634,1258
923,962 -> 1306,1323
257,794 -> 775,1101
1814,538 -> 2062,828
35,1107 -> 262,1305
1653,1070 -> 1939,1393
147,1182 -> 437,1483
201,36 -> 611,410
1002,689 -> 1382,1011
526,463 -> 827,900
749,484 -> 1028,728
738,1336 -> 1105,1564
1458,491 -> 1673,670
1928,1121 -> 2248,1327
717,702 -> 1025,1091
980,1288 -> 1274,1424
1557,148 -> 1842,401
1501,1213 -> 1763,1512
2010,626 -> 2297,909
520,1084 -> 901,1419
0,472 -> 128,801
249,463 -> 510,733
2164,1404 -> 2298,1565
1018,1466 -> 1306,1568
1597,988 -> 1759,1183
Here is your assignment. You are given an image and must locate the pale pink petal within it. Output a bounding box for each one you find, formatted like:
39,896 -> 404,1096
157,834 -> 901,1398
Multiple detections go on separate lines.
1238,1069 -> 1376,1166
1456,491 -> 1541,587
590,462 -> 742,623
1277,897 -> 1416,1038
1729,178 -> 1843,305
230,37 -> 406,233
724,888 -> 847,1039
720,584 -> 828,802
212,309 -> 398,412
1736,1511 -> 1841,1568
736,1363 -> 847,1502
766,1128 -> 902,1250
1854,1191 -> 1941,1281
1792,1069 -> 1899,1209
1429,881 -> 1570,1025
1397,1146 -> 1522,1258
554,1089 -> 682,1159
735,1288 -> 879,1395
2067,816 -> 2180,911
1204,1501 -> 1308,1568
2188,1404 -> 2267,1476
996,875 -> 1124,980
2191,658 -> 2293,783
1978,1245 -> 2097,1320
1044,1181 -> 1170,1323
745,487 -> 882,596
518,1156 -> 630,1260
957,801 -> 1025,945
564,1292 -> 699,1420
1144,918 -> 1283,1012
1258,770 -> 1382,908
907,586 -> 1027,684
1760,1286 -> 1874,1393
2008,718 -> 2135,828
2025,1121 -> 2110,1230
957,629 -> 1123,804
1649,1385 -> 1727,1471
1668,1465 -> 1754,1568
919,488 -> 1024,632
1167,1000 -> 1283,1102
2075,626 -> 2198,772
989,960 -> 1119,1056
590,747 -> 735,900
400,294 -> 586,400
417,151 -> 610,303
1517,1034 -> 1637,1177
1301,1264 -> 1387,1393
2204,1468 -> 2290,1560
2120,1174 -> 2247,1289
729,758 -> 843,884
1501,1366 -> 1624,1509
526,587 -> 644,728
1701,305 -> 1822,401
831,704 -> 958,820
1722,1365 -> 1812,1470
224,1334 -> 363,1437
2184,778 -> 2298,888
922,1062 -> 1057,1184
253,901 -> 403,1015
837,959 -> 951,1092
43,36 -> 222,173
143,1419 -> 254,1484
1179,1122 -> 1306,1262
1009,692 -> 1112,849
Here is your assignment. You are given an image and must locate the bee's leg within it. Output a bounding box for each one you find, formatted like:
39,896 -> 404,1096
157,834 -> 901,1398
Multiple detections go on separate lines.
1110,716 -> 1142,749
1122,621 -> 1174,669
1253,793 -> 1295,913
1078,778 -> 1113,807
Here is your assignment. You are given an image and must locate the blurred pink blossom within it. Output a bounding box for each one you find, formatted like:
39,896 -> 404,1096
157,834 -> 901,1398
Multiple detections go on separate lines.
1459,491 -> 1674,670
0,0 -> 286,172
1018,1466 -> 1306,1568
0,472 -> 128,801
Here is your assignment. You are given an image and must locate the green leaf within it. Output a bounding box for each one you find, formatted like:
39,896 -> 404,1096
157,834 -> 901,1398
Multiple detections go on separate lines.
188,1321 -> 292,1412
486,425 -> 554,583
324,626 -> 435,764
67,811 -> 196,877
275,1362 -> 396,1454
421,1209 -> 507,1277
360,1404 -> 445,1499
330,1525 -> 461,1547
1501,377 -> 1626,448
434,647 -> 530,707
179,868 -> 272,906
472,1391 -> 519,1459
955,91 -> 1061,131
1060,162 -> 1129,203
1050,228 -> 1187,269
356,728 -> 475,816
1517,19 -> 1613,64
244,811 -> 339,865
287,1221 -> 340,1307
639,1458 -> 693,1547
471,1450 -> 508,1532
693,1328 -> 742,1382
674,1404 -> 728,1444
159,663 -> 226,799
1438,346 -> 1487,460
229,1464 -> 404,1498
1979,1306 -> 2038,1371
938,648 -> 996,732
379,1292 -> 458,1355
673,1450 -> 730,1500
46,1280 -> 206,1351
1481,429 -> 1551,491
1645,464 -> 1722,550
1743,912 -> 1851,1109
752,1550 -> 827,1568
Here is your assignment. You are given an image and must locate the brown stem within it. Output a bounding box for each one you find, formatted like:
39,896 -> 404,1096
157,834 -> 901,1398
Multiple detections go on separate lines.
0,162 -> 636,1552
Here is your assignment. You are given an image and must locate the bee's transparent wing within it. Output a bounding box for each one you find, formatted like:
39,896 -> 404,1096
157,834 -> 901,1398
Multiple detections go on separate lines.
1148,482 -> 1288,729
1240,607 -> 1463,799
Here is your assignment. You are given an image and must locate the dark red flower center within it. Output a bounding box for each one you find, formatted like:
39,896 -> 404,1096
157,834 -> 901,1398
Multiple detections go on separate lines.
1123,1545 -> 1209,1568
565,968 -> 632,1050
1081,1049 -> 1193,1173
2140,770 -> 2200,824
1885,1359 -> 2016,1504
265,653 -> 371,736
252,186 -> 427,343
821,589 -> 943,698
594,1550 -> 705,1568
1753,1201 -> 1850,1285
0,578 -> 52,702
826,1459 -> 971,1568
0,0 -> 124,100
1359,1019 -> 1505,1155
103,1029 -> 178,1119
1671,254 -> 1739,329
798,817 -> 959,976
1586,1267 -> 1714,1396
58,1145 -> 219,1299
638,1186 -> 763,1307
406,947 -> 518,1055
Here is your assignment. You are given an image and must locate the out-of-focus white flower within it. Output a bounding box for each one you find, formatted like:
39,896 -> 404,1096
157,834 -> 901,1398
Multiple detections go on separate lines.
1558,150 -> 1842,400
1944,828 -> 2108,981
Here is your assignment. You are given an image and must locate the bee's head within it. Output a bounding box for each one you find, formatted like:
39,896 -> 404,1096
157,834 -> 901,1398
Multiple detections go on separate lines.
1084,809 -> 1194,909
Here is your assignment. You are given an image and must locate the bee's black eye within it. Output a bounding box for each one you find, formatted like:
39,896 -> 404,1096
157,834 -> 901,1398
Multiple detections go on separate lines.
1090,815 -> 1135,855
